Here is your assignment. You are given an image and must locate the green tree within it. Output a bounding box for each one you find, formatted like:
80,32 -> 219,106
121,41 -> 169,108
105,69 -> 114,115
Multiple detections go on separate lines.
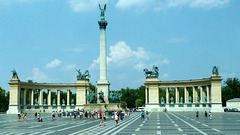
0,87 -> 9,112
222,78 -> 240,106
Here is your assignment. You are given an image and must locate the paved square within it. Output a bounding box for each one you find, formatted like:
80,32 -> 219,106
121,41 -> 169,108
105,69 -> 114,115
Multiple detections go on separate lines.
0,112 -> 240,135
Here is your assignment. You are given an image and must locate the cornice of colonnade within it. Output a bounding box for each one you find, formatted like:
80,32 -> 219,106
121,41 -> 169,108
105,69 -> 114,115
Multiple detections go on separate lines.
145,74 -> 222,87
8,77 -> 90,90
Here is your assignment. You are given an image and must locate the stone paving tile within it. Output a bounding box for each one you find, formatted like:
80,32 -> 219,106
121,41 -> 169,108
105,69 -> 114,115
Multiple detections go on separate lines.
1,112 -> 240,134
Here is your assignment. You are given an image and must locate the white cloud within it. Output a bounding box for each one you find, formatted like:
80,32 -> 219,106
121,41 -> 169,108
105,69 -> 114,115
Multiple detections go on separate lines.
116,0 -> 230,12
68,0 -> 107,13
45,59 -> 62,68
89,41 -> 169,71
61,64 -> 77,71
27,68 -> 52,82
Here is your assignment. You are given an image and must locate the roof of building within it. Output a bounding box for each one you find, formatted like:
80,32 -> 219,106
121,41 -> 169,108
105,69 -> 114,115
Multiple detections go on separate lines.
227,98 -> 240,102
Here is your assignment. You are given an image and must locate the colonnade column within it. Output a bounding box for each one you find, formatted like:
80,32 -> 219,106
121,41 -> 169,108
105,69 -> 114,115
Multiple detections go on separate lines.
48,89 -> 51,106
166,87 -> 169,104
31,89 -> 34,105
39,89 -> 43,105
193,87 -> 196,103
23,89 -> 26,105
28,90 -> 31,105
175,87 -> 179,103
57,89 -> 60,106
200,86 -> 203,103
206,86 -> 209,103
145,87 -> 148,104
184,87 -> 188,103
67,89 -> 70,106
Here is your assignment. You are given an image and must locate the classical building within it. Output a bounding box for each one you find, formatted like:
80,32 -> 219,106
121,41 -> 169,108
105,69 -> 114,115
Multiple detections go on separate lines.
226,98 -> 240,110
145,70 -> 223,112
7,77 -> 89,114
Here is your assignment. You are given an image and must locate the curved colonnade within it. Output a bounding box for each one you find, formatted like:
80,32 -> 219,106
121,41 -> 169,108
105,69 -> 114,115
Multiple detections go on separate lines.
145,74 -> 223,112
7,77 -> 89,114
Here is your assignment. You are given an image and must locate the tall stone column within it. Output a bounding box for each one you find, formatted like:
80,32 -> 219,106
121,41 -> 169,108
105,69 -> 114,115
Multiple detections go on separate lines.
184,87 -> 187,103
48,89 -> 51,106
97,8 -> 110,104
39,89 -> 43,105
145,87 -> 148,104
193,87 -> 197,103
28,90 -> 31,105
200,86 -> 203,103
31,89 -> 34,105
67,89 -> 70,106
166,87 -> 169,104
57,89 -> 60,106
206,86 -> 209,103
23,89 -> 26,105
175,87 -> 179,103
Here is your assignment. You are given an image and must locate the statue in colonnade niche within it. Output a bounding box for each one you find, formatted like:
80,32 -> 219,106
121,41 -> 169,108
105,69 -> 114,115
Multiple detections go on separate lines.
43,99 -> 47,105
143,65 -> 159,77
11,69 -> 18,78
86,90 -> 97,103
212,66 -> 219,75
170,97 -> 174,104
180,97 -> 183,103
98,90 -> 105,103
197,96 -> 201,103
62,99 -> 65,105
205,96 -> 207,102
34,98 -> 38,105
53,99 -> 56,105
161,97 -> 165,104
71,99 -> 75,105
76,69 -> 91,79
189,96 -> 192,103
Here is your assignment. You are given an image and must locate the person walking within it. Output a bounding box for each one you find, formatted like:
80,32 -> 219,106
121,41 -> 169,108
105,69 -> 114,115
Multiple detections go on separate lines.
99,112 -> 106,126
52,111 -> 56,120
146,111 -> 149,120
115,112 -> 119,127
141,110 -> 145,120
17,113 -> 21,122
205,111 -> 208,118
35,112 -> 37,120
196,111 -> 199,118
209,112 -> 212,119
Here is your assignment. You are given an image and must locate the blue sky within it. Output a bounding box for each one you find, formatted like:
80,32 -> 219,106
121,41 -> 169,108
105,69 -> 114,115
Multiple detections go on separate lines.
0,0 -> 239,92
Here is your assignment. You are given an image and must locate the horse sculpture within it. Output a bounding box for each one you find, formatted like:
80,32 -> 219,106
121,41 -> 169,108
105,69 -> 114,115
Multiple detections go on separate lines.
212,66 -> 219,75
11,69 -> 18,78
76,69 -> 91,79
143,65 -> 159,77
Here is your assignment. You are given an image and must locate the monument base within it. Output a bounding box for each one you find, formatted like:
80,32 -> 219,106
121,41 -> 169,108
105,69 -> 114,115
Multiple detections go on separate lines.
7,105 -> 19,114
84,103 -> 121,111
97,81 -> 110,104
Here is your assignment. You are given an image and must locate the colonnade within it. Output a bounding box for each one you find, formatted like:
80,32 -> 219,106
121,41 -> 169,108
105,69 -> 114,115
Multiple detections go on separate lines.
7,77 -> 90,114
160,86 -> 211,104
145,73 -> 223,112
19,89 -> 74,106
